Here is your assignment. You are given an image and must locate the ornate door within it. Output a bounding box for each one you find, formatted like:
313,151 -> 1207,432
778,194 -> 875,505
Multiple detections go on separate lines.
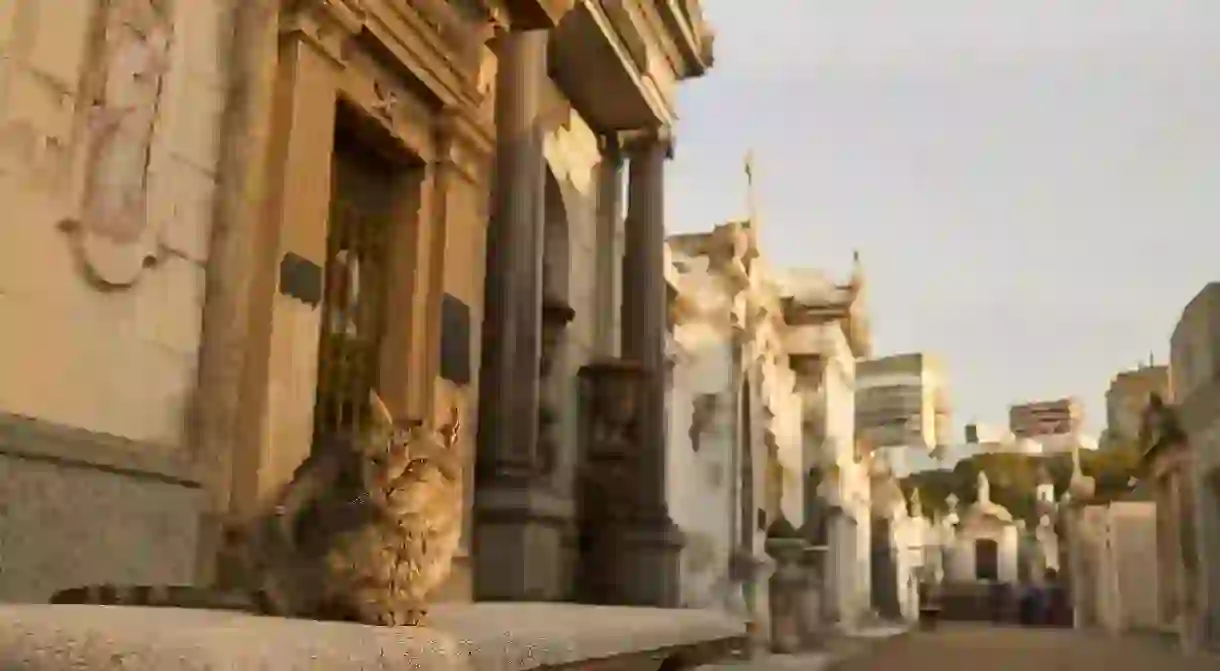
312,135 -> 397,446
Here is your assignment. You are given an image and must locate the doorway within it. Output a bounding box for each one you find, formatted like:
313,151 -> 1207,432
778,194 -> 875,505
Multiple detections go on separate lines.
312,106 -> 412,446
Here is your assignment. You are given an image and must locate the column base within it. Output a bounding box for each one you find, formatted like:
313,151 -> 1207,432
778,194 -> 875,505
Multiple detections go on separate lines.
583,515 -> 684,607
473,483 -> 574,601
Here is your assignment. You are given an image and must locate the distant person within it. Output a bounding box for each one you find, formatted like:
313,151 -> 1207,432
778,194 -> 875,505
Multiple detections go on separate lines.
1045,569 -> 1067,625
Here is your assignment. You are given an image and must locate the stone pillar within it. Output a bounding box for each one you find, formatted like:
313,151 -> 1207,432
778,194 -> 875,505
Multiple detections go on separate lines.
606,128 -> 683,607
621,129 -> 670,512
593,135 -> 623,356
765,523 -> 808,654
192,0 -> 280,585
473,29 -> 569,601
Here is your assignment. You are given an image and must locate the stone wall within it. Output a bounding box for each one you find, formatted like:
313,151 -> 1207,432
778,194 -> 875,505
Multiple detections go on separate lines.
1171,283 -> 1220,645
0,0 -> 230,599
1108,502 -> 1160,632
666,326 -> 735,609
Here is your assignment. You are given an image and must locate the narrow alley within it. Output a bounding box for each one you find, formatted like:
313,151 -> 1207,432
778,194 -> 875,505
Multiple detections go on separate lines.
835,625 -> 1218,671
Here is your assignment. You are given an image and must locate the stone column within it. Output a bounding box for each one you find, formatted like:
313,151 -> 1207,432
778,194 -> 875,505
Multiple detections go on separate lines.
593,135 -> 623,356
192,0 -> 280,585
622,128 -> 670,516
612,128 -> 682,606
473,29 -> 569,601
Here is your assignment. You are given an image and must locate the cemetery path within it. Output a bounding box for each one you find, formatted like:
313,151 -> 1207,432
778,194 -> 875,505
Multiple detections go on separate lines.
832,624 -> 1218,671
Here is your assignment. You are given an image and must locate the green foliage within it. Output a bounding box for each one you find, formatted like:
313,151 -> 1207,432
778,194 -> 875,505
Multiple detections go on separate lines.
900,443 -> 1143,526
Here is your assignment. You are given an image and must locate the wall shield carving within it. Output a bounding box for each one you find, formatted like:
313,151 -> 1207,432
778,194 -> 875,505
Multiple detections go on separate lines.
61,0 -> 174,287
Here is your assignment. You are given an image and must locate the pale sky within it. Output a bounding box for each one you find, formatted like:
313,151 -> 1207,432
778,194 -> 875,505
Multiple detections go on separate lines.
665,1 -> 1220,439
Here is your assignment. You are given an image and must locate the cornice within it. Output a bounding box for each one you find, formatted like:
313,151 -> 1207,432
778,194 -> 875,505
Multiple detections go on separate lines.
655,0 -> 715,78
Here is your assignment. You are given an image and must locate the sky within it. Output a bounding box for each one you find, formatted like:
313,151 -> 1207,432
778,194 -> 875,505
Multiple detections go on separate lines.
665,1 -> 1220,439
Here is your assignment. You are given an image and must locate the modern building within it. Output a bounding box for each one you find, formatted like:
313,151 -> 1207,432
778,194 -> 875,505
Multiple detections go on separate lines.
1010,397 -> 1084,439
0,0 -> 716,612
1103,363 -> 1171,450
856,353 -> 951,449
856,353 -> 951,476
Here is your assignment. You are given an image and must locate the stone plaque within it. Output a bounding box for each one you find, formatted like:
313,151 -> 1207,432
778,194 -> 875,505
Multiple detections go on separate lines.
440,293 -> 471,385
279,252 -> 323,306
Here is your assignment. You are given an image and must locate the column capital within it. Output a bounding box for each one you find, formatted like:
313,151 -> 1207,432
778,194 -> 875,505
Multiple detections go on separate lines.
599,133 -> 624,162
622,127 -> 675,160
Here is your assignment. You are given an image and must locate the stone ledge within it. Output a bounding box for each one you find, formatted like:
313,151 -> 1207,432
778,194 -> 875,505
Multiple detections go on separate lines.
0,411 -> 200,486
0,603 -> 747,670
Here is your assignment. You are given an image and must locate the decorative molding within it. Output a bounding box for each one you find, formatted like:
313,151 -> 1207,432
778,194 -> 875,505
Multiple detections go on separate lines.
281,0 -> 367,65
60,0 -> 174,288
0,412 -> 201,487
434,106 -> 495,184
370,80 -> 399,121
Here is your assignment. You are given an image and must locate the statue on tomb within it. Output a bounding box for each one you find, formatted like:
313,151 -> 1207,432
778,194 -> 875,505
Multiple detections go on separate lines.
910,488 -> 924,519
977,470 -> 991,504
1138,392 -> 1186,453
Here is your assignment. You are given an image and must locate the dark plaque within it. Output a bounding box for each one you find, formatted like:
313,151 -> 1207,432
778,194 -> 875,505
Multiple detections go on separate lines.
279,252 -> 323,307
440,293 -> 471,385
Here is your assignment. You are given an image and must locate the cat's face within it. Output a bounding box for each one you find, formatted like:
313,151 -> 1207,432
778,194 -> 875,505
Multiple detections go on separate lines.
362,393 -> 462,516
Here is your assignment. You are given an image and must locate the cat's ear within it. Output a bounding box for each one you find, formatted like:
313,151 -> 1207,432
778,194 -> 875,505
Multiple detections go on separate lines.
368,390 -> 394,430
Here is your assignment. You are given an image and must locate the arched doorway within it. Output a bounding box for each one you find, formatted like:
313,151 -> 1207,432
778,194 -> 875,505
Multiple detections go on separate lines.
539,168 -> 573,481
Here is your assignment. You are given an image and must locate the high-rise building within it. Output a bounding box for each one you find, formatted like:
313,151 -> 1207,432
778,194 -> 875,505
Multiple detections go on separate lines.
1102,363 -> 1170,450
856,353 -> 951,453
1008,397 -> 1083,439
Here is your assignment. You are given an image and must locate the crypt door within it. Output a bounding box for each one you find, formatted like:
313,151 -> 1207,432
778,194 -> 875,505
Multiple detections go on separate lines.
312,119 -> 402,446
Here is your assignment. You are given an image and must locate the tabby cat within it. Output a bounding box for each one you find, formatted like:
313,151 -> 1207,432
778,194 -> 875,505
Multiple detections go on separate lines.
51,392 -> 464,627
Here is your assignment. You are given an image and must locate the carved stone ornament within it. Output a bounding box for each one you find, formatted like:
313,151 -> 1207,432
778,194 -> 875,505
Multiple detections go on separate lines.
371,80 -> 399,121
61,0 -> 173,287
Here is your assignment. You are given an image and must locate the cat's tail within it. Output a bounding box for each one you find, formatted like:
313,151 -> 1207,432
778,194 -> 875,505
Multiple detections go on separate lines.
49,584 -> 270,613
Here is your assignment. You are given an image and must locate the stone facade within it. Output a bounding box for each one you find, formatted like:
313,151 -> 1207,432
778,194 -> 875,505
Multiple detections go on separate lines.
1102,363 -> 1170,450
1169,282 -> 1220,650
663,230 -> 748,614
0,0 -> 232,601
941,475 -> 1020,586
1101,501 -> 1161,633
1138,395 -> 1197,644
780,265 -> 874,627
1062,498 -> 1160,634
663,223 -> 876,646
0,0 -> 719,610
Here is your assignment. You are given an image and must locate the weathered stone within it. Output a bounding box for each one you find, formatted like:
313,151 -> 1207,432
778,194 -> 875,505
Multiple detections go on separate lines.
765,535 -> 808,654
0,603 -> 746,671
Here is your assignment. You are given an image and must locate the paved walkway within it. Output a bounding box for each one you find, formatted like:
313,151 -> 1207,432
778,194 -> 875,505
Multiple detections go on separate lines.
699,624 -> 908,671
834,625 -> 1218,671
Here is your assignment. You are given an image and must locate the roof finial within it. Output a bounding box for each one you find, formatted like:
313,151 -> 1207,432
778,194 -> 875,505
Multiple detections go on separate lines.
849,249 -> 865,291
744,150 -> 758,229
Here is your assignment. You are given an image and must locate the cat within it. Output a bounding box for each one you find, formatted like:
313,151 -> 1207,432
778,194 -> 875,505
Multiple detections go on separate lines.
50,391 -> 464,627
